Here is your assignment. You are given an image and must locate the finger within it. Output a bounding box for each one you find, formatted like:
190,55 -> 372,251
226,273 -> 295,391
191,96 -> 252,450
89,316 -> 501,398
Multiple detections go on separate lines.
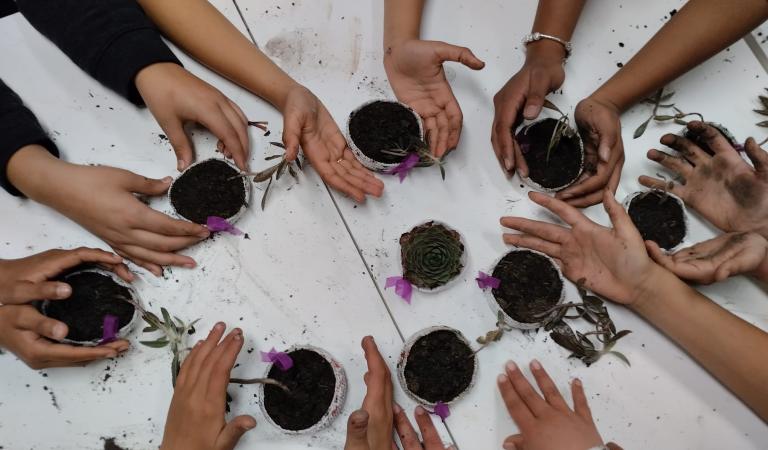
522,71 -> 551,120
529,359 -> 569,412
198,109 -> 245,171
119,245 -> 196,269
16,309 -> 69,341
445,99 -> 463,150
659,133 -> 707,166
424,116 -> 438,155
282,118 -> 302,161
139,208 -> 210,238
40,247 -> 124,279
393,404 -> 421,449
4,280 -> 72,305
565,155 -> 623,207
528,191 -> 589,227
500,216 -> 569,243
179,322 -> 226,387
344,410 -> 370,450
337,160 -> 382,197
683,121 -> 734,156
647,149 -> 692,178
114,248 -> 164,277
161,118 -> 195,171
497,371 -> 535,430
505,361 -> 548,416
602,189 -> 636,234
99,262 -> 135,283
513,138 -> 528,178
207,328 -> 244,399
503,233 -> 562,258
571,378 -> 593,420
645,241 -> 675,270
433,42 -> 485,70
177,339 -> 204,387
637,176 -> 686,200
714,247 -> 754,281
125,174 -> 173,196
227,98 -> 249,126
129,229 -> 207,253
315,158 -> 366,202
362,336 -> 390,389
219,103 -> 250,170
557,161 -> 613,201
502,434 -> 524,450
497,110 -> 519,172
414,406 -> 443,445
215,415 -> 257,450
38,341 -> 119,363
744,137 -> 768,172
434,111 -> 450,158
596,126 -> 619,163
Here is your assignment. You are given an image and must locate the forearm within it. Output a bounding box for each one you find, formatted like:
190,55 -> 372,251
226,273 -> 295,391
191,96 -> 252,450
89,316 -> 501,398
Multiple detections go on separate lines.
6,145 -> 70,205
632,268 -> 768,421
383,0 -> 425,48
524,0 -> 586,63
137,0 -> 299,110
592,0 -> 768,112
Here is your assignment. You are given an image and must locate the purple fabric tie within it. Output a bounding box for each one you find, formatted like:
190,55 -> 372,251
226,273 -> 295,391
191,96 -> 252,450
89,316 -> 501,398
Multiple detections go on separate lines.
206,216 -> 243,236
261,348 -> 293,371
386,153 -> 420,183
385,276 -> 413,304
99,314 -> 119,345
433,402 -> 450,420
476,271 -> 501,290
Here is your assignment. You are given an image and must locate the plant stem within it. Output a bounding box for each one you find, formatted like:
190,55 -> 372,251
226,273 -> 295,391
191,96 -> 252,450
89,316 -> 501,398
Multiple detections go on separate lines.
229,377 -> 290,392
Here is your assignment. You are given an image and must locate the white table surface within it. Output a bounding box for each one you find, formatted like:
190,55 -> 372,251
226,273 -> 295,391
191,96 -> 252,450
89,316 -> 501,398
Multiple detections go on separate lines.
1,1 -> 767,449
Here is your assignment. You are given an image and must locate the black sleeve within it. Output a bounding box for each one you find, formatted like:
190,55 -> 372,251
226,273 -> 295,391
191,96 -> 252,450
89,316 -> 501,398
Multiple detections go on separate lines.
16,0 -> 182,105
0,79 -> 59,197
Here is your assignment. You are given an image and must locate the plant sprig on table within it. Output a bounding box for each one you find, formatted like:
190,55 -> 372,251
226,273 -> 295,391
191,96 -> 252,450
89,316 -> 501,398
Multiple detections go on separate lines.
753,88 -> 768,145
140,307 -> 200,386
231,141 -> 303,210
473,311 -> 514,355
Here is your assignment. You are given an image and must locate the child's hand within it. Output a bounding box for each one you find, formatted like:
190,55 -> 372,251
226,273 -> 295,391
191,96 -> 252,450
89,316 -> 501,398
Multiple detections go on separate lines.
497,360 -> 616,450
647,232 -> 768,284
393,405 -> 451,450
161,323 -> 255,450
280,85 -> 384,203
640,123 -> 768,238
135,63 -> 250,171
558,95 -> 625,208
501,190 -> 660,305
0,247 -> 132,305
491,44 -> 564,176
384,39 -> 485,158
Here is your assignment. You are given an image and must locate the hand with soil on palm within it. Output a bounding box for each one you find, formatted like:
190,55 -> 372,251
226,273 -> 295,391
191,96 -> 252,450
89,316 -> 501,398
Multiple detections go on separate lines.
640,122 -> 768,238
647,231 -> 768,284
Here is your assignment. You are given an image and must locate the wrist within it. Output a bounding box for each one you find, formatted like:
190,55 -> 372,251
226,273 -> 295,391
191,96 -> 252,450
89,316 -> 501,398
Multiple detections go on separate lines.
628,264 -> 686,315
7,145 -> 65,201
270,79 -> 306,113
588,90 -> 623,115
135,62 -> 180,100
525,38 -> 567,63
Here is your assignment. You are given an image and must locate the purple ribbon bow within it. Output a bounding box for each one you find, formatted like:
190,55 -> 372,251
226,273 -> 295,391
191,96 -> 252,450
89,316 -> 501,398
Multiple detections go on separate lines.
261,348 -> 294,371
99,314 -> 119,345
206,216 -> 243,236
386,153 -> 420,183
476,271 -> 501,290
385,276 -> 413,304
432,401 -> 451,420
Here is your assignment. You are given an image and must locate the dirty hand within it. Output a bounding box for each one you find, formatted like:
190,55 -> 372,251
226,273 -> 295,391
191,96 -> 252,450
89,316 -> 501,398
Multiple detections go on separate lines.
161,323 -> 256,450
492,42 -> 564,176
557,95 -> 625,208
497,359 -> 618,450
394,405 -> 452,449
640,122 -> 768,238
647,231 -> 768,284
385,39 -> 485,158
136,62 -> 250,171
501,190 -> 660,305
280,84 -> 384,203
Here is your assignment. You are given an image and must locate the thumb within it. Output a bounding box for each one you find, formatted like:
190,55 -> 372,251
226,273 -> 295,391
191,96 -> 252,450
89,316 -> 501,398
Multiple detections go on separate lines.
434,42 -> 485,70
127,174 -> 173,196
3,280 -> 71,305
502,434 -> 524,450
162,118 -> 195,171
606,443 -> 624,450
281,115 -> 302,162
343,409 -> 370,450
522,69 -> 551,120
215,415 -> 257,450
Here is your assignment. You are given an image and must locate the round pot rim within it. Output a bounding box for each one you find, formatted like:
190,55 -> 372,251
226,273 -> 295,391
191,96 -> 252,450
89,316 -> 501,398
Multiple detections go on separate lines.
484,248 -> 567,330
346,99 -> 425,173
257,344 -> 348,435
168,157 -> 251,225
41,268 -> 142,346
397,325 -> 478,407
398,220 -> 468,294
623,190 -> 690,254
517,117 -> 585,193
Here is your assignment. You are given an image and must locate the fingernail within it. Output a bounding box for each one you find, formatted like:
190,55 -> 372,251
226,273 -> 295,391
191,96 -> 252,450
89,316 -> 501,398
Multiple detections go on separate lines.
599,147 -> 610,162
233,328 -> 242,335
244,421 -> 256,430
524,105 -> 539,119
214,322 -> 225,331
161,176 -> 173,183
415,406 -> 427,416
234,333 -> 242,341
573,378 -> 582,387
497,374 -> 508,384
504,158 -> 512,171
52,323 -> 67,340
503,442 -> 517,450
530,359 -> 542,370
198,230 -> 211,239
393,402 -> 403,414
177,160 -> 185,171
560,192 -> 572,200
183,263 -> 195,269
505,361 -> 518,372
56,284 -> 71,298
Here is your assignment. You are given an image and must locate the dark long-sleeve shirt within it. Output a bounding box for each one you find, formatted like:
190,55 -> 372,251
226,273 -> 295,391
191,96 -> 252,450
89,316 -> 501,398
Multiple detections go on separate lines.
16,0 -> 181,105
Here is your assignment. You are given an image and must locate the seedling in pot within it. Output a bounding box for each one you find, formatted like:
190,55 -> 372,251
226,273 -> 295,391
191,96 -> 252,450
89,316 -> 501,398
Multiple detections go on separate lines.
380,139 -> 447,181
229,141 -> 303,210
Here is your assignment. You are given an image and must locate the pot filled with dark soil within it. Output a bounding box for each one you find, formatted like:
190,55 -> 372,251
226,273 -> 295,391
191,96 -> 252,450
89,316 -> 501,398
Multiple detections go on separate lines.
515,117 -> 584,192
624,190 -> 688,252
397,326 -> 477,406
169,158 -> 251,225
41,268 -> 141,346
486,249 -> 565,329
259,346 -> 347,434
399,221 -> 466,293
682,122 -> 740,156
346,100 -> 425,172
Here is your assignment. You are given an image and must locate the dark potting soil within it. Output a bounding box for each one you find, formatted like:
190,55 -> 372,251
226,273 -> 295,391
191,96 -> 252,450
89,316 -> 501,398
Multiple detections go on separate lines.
348,101 -> 421,164
403,330 -> 474,403
491,250 -> 563,324
44,272 -> 135,342
628,191 -> 686,250
263,349 -> 337,431
170,159 -> 246,224
516,118 -> 582,190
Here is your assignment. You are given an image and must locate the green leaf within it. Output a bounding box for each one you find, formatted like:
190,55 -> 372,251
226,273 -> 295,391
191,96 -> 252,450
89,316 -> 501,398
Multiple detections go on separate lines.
439,164 -> 446,181
753,109 -> 768,116
142,326 -> 158,333
161,308 -> 172,326
295,158 -> 303,171
261,176 -> 274,210
275,159 -> 288,181
269,141 -> 286,149
171,353 -> 181,387
654,115 -> 675,121
759,96 -> 768,109
606,350 -> 631,366
633,118 -> 650,139
542,99 -> 564,116
265,154 -> 283,160
660,91 -> 675,101
251,164 -> 280,183
757,121 -> 768,128
288,165 -> 298,180
674,119 -> 688,126
609,329 -> 633,344
140,339 -> 170,348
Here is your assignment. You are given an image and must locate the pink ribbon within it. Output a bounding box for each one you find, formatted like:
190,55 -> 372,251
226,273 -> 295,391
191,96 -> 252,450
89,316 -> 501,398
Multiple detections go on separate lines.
261,348 -> 293,371
386,153 -> 420,183
432,401 -> 450,420
476,271 -> 501,290
385,276 -> 413,304
206,216 -> 243,236
99,314 -> 119,345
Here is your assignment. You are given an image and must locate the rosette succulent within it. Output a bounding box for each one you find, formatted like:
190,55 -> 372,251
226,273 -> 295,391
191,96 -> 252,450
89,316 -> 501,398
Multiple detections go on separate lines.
400,221 -> 464,289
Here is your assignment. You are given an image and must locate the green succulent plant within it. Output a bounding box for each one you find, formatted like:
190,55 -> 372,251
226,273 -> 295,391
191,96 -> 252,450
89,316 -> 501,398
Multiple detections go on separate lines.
400,221 -> 464,289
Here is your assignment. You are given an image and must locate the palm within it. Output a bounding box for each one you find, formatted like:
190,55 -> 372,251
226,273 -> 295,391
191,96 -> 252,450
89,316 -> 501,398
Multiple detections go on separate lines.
387,42 -> 453,113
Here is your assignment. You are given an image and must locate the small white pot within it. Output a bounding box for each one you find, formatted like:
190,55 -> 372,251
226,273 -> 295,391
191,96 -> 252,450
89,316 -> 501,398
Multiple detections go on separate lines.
517,118 -> 585,193
397,326 -> 478,407
41,268 -> 142,346
623,191 -> 690,254
484,248 -> 566,330
398,220 -> 468,294
346,99 -> 424,172
168,158 -> 251,224
258,345 -> 347,434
